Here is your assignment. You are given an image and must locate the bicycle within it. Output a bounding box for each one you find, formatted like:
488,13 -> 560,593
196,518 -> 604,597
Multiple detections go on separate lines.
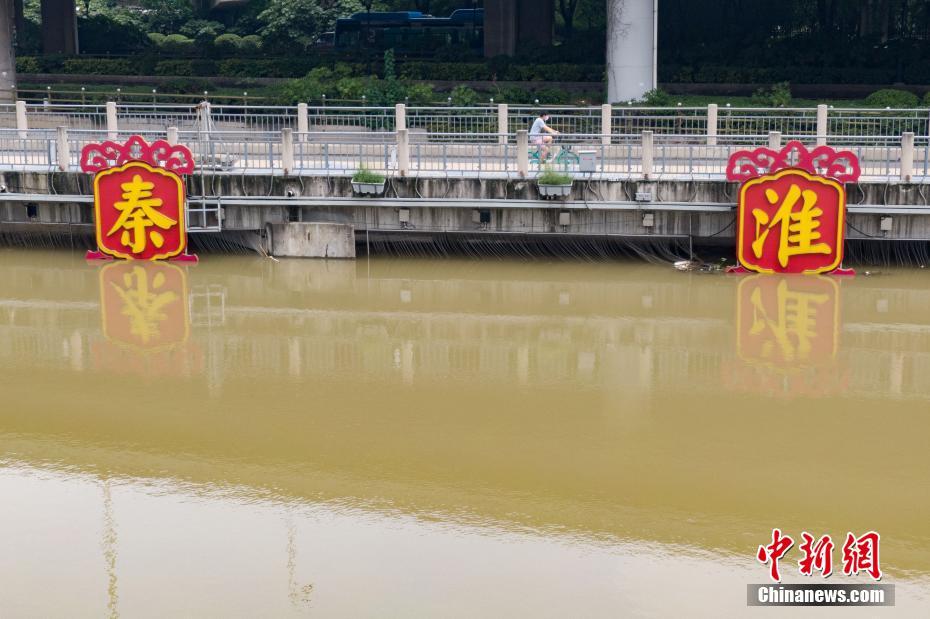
529,136 -> 581,170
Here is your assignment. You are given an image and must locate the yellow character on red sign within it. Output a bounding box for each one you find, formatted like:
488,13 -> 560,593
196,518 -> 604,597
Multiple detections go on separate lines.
751,184 -> 832,269
108,174 -> 178,255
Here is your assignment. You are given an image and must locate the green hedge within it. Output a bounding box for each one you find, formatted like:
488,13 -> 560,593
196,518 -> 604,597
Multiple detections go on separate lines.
399,62 -> 604,83
16,56 -> 322,79
61,58 -> 136,76
662,63 -> 930,85
20,54 -> 930,89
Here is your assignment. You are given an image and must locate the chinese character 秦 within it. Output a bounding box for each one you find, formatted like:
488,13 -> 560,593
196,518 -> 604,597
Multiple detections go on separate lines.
798,532 -> 834,577
110,266 -> 180,344
842,531 -> 882,580
757,528 -> 794,582
107,174 -> 177,254
752,184 -> 831,269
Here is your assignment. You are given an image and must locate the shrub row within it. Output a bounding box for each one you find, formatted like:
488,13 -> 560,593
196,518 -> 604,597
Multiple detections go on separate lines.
19,55 -> 930,89
16,56 -> 334,79
16,56 -> 605,83
399,62 -> 604,83
147,33 -> 263,55
662,63 -> 930,85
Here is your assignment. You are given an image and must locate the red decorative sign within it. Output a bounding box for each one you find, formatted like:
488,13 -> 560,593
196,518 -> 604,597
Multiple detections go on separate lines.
727,141 -> 860,274
81,135 -> 196,261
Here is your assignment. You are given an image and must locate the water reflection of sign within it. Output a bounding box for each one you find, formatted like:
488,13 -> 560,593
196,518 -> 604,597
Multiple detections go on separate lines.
723,275 -> 848,398
93,261 -> 203,377
100,261 -> 190,351
81,135 -> 195,261
727,142 -> 860,274
737,275 -> 839,368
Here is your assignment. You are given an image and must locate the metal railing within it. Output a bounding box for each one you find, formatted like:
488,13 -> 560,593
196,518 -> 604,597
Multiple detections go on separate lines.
5,101 -> 930,139
1,126 -> 925,183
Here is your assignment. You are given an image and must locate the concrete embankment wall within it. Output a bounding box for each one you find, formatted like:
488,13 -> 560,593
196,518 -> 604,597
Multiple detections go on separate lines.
2,171 -> 930,258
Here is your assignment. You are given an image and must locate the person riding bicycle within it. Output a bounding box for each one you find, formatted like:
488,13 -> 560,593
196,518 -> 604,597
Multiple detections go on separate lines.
530,112 -> 559,161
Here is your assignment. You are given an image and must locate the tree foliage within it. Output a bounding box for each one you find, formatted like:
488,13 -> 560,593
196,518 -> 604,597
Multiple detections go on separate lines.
258,0 -> 363,52
657,0 -> 930,70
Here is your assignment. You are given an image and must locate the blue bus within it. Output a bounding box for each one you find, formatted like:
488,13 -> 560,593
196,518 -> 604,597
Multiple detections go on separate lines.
333,10 -> 484,54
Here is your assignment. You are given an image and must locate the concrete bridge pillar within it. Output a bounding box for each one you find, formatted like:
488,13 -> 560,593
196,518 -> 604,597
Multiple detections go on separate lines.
0,0 -> 17,103
40,0 -> 78,55
607,0 -> 658,103
515,0 -> 554,48
484,0 -> 554,57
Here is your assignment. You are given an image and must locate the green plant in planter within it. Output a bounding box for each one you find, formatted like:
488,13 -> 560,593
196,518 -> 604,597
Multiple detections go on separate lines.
537,166 -> 572,185
352,165 -> 385,184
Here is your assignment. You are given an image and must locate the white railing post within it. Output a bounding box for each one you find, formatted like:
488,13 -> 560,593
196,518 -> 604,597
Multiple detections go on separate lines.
281,128 -> 294,175
642,130 -> 654,179
397,128 -> 409,176
106,101 -> 118,139
601,103 -> 612,146
517,129 -> 529,177
16,100 -> 27,138
768,131 -> 782,150
297,103 -> 308,142
901,132 -> 915,182
395,103 -> 406,131
707,104 -> 718,146
56,126 -> 69,171
167,126 -> 179,146
197,101 -> 212,138
497,103 -> 508,145
816,104 -> 828,146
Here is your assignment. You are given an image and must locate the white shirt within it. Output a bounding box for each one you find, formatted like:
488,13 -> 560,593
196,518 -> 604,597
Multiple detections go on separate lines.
530,118 -> 548,136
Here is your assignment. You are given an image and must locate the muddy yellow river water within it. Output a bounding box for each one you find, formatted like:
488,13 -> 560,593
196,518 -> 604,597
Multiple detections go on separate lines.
0,250 -> 928,617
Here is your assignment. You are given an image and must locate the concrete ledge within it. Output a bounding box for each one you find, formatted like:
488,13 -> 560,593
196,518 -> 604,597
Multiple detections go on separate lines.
268,222 -> 355,259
